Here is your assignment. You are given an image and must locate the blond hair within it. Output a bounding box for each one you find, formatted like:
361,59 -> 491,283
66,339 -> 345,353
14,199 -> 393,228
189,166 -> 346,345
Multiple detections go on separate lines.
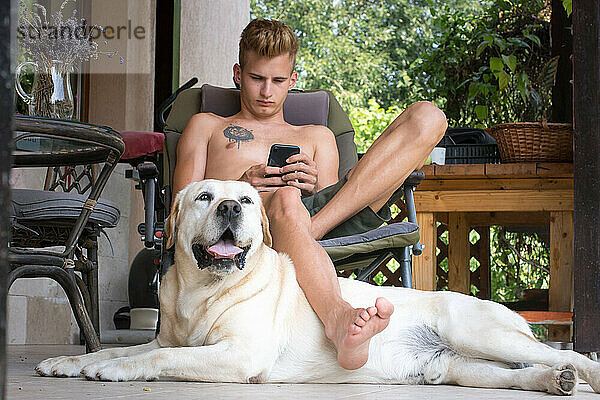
239,19 -> 299,70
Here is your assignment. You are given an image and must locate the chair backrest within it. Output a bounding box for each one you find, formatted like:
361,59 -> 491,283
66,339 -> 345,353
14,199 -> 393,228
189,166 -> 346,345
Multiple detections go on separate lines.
163,84 -> 358,189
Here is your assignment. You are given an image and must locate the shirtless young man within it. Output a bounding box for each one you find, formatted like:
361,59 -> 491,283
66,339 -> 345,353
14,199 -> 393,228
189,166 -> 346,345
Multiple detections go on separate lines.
173,19 -> 448,370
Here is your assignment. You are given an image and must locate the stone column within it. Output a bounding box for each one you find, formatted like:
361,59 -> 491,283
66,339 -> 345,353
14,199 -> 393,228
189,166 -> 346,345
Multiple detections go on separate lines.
179,0 -> 250,87
87,0 -> 157,338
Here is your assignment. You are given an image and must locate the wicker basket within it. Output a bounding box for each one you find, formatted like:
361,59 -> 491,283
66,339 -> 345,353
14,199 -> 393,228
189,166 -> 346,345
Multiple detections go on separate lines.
489,122 -> 573,163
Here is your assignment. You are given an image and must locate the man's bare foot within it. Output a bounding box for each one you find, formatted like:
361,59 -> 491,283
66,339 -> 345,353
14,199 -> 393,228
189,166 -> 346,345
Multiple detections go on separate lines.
325,297 -> 394,370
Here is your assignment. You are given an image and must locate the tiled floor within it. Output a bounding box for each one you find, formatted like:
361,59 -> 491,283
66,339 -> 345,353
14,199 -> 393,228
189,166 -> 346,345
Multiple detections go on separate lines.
6,345 -> 600,399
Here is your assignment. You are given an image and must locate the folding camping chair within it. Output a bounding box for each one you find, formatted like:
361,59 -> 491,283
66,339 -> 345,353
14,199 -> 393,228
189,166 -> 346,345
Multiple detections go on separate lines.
158,84 -> 423,287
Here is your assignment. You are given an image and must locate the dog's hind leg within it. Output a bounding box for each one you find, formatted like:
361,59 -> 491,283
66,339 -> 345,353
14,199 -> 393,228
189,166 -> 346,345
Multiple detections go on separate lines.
450,327 -> 600,393
443,356 -> 578,395
36,339 -> 161,378
445,318 -> 600,393
438,297 -> 600,393
477,336 -> 600,393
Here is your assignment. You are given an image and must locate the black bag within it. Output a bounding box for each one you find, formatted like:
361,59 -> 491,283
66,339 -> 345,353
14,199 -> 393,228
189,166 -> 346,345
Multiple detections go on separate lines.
436,127 -> 500,164
438,127 -> 496,146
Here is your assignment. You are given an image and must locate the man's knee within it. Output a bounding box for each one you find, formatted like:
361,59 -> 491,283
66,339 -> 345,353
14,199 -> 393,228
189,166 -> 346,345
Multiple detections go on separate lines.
405,101 -> 448,145
266,186 -> 310,225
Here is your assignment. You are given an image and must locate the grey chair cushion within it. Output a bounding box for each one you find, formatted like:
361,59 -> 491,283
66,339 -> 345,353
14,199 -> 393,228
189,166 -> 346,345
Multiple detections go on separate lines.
283,91 -> 329,126
319,222 -> 420,263
200,85 -> 330,126
11,189 -> 120,228
164,84 -> 357,181
199,86 -> 240,118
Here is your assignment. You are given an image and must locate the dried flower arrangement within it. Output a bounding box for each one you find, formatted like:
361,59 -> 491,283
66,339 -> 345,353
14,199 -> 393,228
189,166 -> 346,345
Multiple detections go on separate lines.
17,0 -> 121,118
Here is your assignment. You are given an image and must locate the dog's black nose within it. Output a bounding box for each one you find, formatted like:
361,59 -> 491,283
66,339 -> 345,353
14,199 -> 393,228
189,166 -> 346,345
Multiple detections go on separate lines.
217,200 -> 241,220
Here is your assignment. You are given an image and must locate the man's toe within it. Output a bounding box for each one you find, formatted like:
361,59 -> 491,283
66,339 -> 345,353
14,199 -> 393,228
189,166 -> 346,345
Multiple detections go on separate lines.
360,309 -> 371,321
375,297 -> 394,319
366,306 -> 378,317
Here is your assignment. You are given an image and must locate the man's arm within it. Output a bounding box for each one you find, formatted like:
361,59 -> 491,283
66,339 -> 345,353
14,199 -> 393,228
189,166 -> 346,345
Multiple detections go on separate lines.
172,114 -> 214,197
312,126 -> 340,191
281,125 -> 339,195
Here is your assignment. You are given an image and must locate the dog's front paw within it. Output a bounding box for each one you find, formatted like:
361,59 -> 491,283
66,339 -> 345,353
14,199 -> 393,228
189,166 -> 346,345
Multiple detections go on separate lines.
548,363 -> 578,396
82,358 -> 158,382
36,356 -> 86,378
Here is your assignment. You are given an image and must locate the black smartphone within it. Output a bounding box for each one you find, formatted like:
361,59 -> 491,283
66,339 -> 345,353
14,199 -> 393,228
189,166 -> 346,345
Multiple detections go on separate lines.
266,144 -> 300,177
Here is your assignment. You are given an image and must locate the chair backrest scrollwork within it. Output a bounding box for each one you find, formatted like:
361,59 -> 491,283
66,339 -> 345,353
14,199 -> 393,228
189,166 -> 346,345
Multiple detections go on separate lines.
44,165 -> 98,194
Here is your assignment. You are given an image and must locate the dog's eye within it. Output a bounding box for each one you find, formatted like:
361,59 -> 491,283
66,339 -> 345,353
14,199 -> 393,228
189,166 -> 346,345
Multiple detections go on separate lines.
196,192 -> 212,202
240,196 -> 253,205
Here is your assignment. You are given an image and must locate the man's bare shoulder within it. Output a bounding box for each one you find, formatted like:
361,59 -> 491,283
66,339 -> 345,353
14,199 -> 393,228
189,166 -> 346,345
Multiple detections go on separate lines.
297,124 -> 336,150
296,124 -> 335,139
180,112 -> 230,143
185,112 -> 228,129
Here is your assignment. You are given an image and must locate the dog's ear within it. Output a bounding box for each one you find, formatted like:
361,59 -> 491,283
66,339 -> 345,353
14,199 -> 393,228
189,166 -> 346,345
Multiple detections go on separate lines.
165,195 -> 181,249
260,205 -> 272,247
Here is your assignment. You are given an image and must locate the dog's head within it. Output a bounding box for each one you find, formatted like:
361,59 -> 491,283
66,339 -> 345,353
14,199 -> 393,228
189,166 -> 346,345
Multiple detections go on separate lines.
164,180 -> 272,276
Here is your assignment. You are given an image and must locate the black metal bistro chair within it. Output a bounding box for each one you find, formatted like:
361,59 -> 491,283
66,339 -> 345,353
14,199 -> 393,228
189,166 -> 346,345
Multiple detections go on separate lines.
9,116 -> 124,351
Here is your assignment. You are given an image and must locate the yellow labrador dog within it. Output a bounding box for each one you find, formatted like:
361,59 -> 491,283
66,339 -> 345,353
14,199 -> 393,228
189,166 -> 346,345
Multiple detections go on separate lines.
37,180 -> 600,395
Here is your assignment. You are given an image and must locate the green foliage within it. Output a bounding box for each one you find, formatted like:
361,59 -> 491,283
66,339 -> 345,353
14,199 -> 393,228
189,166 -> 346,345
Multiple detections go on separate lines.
436,224 -> 549,303
415,0 -> 554,127
562,0 -> 572,17
16,71 -> 34,115
490,227 -> 549,303
251,0 -> 483,110
252,0 -> 556,127
348,99 -> 401,152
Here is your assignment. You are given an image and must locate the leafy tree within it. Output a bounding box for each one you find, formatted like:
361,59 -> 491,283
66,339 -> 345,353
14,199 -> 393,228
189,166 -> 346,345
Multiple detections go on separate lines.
251,0 -> 483,110
415,0 -> 552,127
490,227 -> 549,303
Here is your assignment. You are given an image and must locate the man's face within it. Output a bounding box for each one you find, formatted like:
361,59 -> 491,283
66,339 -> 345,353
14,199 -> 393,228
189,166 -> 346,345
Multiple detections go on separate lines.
233,51 -> 298,119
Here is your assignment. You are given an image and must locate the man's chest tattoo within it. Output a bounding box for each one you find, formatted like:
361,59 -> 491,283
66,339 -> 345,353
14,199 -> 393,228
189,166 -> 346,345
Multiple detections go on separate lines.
223,124 -> 254,149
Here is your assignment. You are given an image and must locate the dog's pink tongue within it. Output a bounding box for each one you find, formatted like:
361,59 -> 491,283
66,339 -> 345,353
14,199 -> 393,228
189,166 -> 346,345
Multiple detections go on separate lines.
206,239 -> 243,259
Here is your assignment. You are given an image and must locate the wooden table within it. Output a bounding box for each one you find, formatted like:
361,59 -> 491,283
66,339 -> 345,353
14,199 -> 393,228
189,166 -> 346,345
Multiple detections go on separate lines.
413,163 -> 574,340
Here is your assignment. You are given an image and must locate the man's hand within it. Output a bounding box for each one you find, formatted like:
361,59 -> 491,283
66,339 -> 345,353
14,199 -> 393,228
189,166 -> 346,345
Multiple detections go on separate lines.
239,164 -> 286,192
281,152 -> 319,196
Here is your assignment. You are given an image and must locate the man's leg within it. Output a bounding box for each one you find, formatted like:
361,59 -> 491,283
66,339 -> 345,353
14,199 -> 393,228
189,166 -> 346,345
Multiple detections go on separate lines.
262,188 -> 394,370
311,101 -> 448,239
262,102 -> 446,370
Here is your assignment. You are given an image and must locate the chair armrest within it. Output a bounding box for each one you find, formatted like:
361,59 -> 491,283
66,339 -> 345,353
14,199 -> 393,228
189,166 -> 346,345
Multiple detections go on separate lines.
386,170 -> 425,208
386,171 -> 425,256
403,170 -> 425,188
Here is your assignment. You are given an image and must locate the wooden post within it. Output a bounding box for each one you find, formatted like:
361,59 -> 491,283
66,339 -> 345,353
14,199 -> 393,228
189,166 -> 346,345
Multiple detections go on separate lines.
549,211 -> 574,342
573,0 -> 600,352
474,227 -> 491,300
551,0 -> 573,123
0,0 -> 12,395
448,213 -> 470,294
413,213 -> 436,290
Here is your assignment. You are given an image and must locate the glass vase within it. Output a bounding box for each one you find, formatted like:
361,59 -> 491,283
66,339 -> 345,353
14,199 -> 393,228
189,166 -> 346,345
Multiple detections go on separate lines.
16,59 -> 74,120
